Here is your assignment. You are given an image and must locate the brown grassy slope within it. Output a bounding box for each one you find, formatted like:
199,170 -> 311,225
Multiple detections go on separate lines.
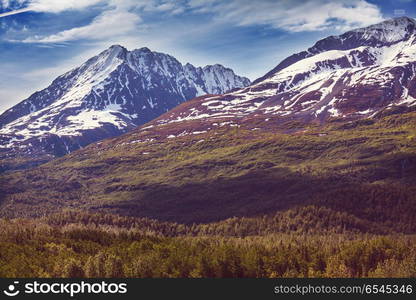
0,111 -> 415,229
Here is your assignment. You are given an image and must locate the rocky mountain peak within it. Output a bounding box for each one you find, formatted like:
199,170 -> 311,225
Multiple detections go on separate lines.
0,45 -> 250,167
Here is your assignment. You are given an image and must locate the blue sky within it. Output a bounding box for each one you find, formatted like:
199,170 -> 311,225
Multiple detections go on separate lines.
0,0 -> 415,113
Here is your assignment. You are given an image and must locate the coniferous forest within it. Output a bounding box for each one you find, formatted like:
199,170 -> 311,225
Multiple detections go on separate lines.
0,210 -> 415,278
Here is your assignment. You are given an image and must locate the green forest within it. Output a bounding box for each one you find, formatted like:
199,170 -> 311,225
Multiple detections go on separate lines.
0,210 -> 415,278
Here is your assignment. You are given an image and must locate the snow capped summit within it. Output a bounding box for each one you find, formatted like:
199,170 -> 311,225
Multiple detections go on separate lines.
351,16 -> 416,44
0,45 -> 250,165
184,63 -> 250,96
155,17 -> 416,131
255,17 -> 416,85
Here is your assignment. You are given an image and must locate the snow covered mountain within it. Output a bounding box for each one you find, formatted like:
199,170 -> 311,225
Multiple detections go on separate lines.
2,17 -> 416,170
155,17 -> 416,132
0,45 -> 250,163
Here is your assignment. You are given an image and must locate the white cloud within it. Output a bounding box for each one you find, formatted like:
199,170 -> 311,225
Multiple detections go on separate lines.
0,0 -> 106,18
19,0 -> 148,43
28,0 -> 105,13
23,8 -> 141,43
1,0 -> 105,12
187,0 -> 384,32
14,0 -> 385,44
19,0 -> 188,44
0,7 -> 30,17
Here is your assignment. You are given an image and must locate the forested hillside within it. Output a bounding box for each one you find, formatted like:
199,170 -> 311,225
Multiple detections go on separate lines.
0,211 -> 415,278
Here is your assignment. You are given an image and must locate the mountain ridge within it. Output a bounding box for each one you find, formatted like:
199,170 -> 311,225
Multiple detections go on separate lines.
253,16 -> 416,84
0,45 -> 250,170
149,16 -> 416,136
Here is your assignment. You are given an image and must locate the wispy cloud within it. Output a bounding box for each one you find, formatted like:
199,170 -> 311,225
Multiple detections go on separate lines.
22,7 -> 141,43
187,0 -> 384,32
7,0 -> 384,45
28,0 -> 105,13
0,0 -> 106,17
14,0 -> 178,43
0,7 -> 29,17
